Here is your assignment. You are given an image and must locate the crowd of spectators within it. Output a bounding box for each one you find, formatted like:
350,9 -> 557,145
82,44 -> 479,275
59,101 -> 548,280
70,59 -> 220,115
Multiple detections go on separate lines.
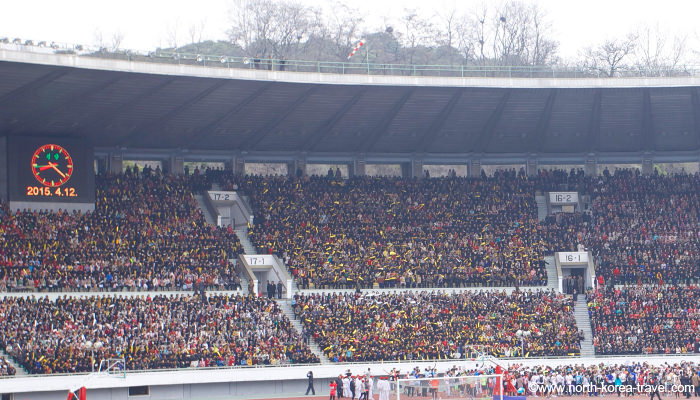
583,171 -> 700,286
223,169 -> 698,291
536,169 -> 700,286
587,285 -> 700,355
292,289 -> 581,362
0,293 -> 318,374
221,172 -> 549,289
0,170 -> 243,292
0,356 -> 16,376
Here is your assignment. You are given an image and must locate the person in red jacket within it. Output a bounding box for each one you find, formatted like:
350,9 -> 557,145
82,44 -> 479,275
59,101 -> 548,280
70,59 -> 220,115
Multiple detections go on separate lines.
329,379 -> 338,400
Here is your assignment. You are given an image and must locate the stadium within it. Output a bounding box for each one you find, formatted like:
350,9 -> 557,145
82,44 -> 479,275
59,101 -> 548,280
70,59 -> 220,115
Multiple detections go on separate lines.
0,31 -> 700,400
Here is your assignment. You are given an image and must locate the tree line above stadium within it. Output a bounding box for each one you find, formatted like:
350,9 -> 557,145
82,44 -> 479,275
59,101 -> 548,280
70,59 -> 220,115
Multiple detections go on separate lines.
153,0 -> 692,78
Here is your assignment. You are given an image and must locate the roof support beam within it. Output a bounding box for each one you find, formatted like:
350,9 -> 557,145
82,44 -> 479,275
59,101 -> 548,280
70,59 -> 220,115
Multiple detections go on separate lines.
415,89 -> 463,152
533,89 -> 557,153
186,82 -> 273,144
304,88 -> 367,152
642,89 -> 654,152
241,86 -> 318,150
123,81 -> 223,147
473,90 -> 511,153
76,77 -> 177,138
587,89 -> 602,153
16,76 -> 123,134
359,89 -> 415,152
691,89 -> 700,150
0,68 -> 69,107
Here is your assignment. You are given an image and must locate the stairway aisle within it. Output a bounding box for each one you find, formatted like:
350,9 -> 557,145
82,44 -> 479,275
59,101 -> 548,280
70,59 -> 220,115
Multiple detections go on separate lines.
0,348 -> 27,376
545,255 -> 559,291
535,194 -> 548,221
574,298 -> 596,358
234,228 -> 257,255
276,300 -> 331,364
194,194 -> 217,226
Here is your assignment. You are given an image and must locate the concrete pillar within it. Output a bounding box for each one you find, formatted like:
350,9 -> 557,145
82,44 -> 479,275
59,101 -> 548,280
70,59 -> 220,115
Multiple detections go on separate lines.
641,154 -> 653,175
95,156 -> 107,175
584,156 -> 597,176
527,157 -> 538,177
109,153 -> 123,174
292,157 -> 306,177
234,157 -> 245,176
168,155 -> 184,175
400,162 -> 412,178
470,159 -> 481,178
412,158 -> 424,178
354,158 -> 366,176
224,157 -> 235,173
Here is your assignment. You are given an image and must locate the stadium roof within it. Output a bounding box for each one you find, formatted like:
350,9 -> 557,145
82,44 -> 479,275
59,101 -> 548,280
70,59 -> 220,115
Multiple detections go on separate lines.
2,49 -> 700,156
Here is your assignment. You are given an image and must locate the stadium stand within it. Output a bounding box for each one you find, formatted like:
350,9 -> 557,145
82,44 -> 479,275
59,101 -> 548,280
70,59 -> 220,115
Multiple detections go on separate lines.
583,170 -> 700,286
0,171 -> 243,292
292,289 -> 581,362
587,285 -> 700,355
222,172 -> 549,289
0,293 -> 319,374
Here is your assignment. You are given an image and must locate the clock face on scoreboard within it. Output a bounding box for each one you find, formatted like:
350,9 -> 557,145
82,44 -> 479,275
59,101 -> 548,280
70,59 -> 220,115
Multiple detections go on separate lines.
6,136 -> 95,204
31,144 -> 74,187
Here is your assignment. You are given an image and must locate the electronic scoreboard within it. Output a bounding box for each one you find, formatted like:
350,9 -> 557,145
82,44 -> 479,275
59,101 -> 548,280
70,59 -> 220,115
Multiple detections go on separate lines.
4,136 -> 95,209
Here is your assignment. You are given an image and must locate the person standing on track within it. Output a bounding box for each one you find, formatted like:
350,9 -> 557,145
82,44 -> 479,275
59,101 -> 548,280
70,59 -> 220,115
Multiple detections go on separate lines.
378,377 -> 391,400
649,372 -> 662,400
330,379 -> 338,400
306,371 -> 316,396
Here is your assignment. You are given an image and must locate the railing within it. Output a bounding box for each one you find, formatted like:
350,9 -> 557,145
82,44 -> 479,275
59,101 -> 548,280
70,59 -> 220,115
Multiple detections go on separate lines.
1,40 -> 700,79
1,352 -> 697,380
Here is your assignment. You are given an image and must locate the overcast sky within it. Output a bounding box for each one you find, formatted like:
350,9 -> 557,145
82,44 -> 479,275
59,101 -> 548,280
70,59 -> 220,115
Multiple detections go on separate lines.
1,0 -> 699,60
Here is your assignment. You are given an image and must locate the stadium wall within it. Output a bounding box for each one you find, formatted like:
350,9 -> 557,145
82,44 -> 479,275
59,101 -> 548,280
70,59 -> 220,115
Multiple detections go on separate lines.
3,355 -> 699,400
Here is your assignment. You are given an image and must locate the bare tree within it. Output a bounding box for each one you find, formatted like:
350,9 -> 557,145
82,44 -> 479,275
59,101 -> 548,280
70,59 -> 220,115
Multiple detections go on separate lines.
312,2 -> 363,60
492,3 -> 526,65
581,34 -> 637,77
434,7 -> 458,49
399,9 -> 435,64
93,29 -> 125,52
527,6 -> 558,65
165,19 -> 181,49
110,31 -> 124,51
227,0 -> 314,59
452,1 -> 557,67
634,24 -> 687,76
188,19 -> 207,52
471,6 -> 489,64
93,29 -> 106,51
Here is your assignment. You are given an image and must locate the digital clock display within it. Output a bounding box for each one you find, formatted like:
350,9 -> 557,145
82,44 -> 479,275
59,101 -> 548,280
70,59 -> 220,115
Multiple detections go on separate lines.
7,137 -> 94,204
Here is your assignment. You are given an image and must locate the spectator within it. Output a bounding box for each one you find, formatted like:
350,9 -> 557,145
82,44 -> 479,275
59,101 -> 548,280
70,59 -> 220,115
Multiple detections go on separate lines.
221,172 -> 548,289
293,289 -> 579,362
0,173 -> 243,292
588,285 -> 700,355
0,294 -> 319,374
